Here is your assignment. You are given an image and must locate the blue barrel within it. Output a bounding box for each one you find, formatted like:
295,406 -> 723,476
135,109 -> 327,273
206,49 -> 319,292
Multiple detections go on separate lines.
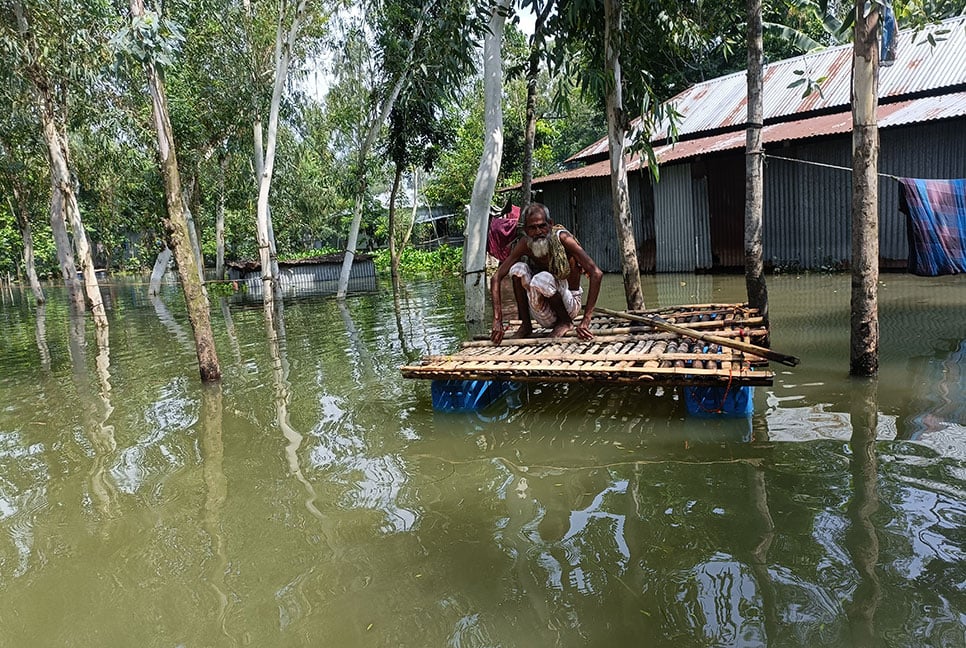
431,380 -> 512,412
684,386 -> 754,418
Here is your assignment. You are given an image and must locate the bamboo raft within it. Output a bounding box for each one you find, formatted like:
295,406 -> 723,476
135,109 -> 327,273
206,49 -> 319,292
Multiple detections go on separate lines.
400,303 -> 783,387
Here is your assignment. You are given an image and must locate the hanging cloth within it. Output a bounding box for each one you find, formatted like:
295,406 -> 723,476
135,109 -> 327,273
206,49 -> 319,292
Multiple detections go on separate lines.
898,177 -> 966,276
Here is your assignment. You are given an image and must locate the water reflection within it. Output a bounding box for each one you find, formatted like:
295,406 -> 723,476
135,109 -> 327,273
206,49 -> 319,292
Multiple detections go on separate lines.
0,274 -> 963,646
845,379 -> 881,647
68,306 -> 119,522
150,293 -> 192,348
219,295 -> 243,365
34,301 -> 50,371
198,382 -> 232,643
265,300 -> 326,524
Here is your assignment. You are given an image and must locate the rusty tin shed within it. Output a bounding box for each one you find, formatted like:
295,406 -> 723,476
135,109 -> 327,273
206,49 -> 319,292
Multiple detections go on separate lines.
529,17 -> 966,273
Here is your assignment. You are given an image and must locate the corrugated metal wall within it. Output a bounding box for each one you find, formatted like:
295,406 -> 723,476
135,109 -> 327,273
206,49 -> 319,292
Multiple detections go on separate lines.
762,118 -> 966,270
539,182 -> 574,232
763,139 -> 853,269
631,174 -> 657,272
654,164 -> 699,272
538,176 -> 651,274
574,177 -> 621,272
691,173 -> 712,270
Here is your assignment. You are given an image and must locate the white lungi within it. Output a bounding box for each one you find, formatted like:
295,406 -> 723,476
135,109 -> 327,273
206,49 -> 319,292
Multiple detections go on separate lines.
509,262 -> 581,328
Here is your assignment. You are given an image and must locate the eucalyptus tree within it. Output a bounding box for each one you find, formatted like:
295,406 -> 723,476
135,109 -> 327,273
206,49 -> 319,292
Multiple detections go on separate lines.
1,0 -> 110,325
423,71 -> 601,210
849,0 -> 882,377
518,0 -> 556,207
548,0 -> 767,308
0,137 -> 46,304
155,1 -> 257,281
115,0 -> 221,382
240,0 -> 330,309
466,0 -> 513,328
603,0 -> 643,309
332,0 -> 488,300
550,0 -> 646,309
0,66 -> 47,304
384,88 -> 455,285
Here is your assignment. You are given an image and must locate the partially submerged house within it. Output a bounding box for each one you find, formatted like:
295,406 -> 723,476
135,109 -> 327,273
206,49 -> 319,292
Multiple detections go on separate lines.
529,16 -> 966,273
226,254 -> 376,297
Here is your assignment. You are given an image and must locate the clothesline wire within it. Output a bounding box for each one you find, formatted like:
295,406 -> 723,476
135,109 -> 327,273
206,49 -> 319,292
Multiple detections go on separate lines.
764,153 -> 902,181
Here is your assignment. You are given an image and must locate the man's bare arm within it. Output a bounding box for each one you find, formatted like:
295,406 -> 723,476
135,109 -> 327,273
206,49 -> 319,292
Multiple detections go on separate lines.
561,233 -> 603,339
490,239 -> 529,344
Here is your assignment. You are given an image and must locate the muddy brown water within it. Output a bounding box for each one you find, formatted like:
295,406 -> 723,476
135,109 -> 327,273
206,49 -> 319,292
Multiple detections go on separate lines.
0,272 -> 962,647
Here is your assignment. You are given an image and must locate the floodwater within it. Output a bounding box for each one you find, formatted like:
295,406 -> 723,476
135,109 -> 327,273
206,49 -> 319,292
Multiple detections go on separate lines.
0,272 -> 963,648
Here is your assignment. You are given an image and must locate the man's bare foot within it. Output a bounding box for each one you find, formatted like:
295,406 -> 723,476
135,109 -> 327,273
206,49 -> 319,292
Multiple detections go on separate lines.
506,326 -> 533,339
550,321 -> 573,338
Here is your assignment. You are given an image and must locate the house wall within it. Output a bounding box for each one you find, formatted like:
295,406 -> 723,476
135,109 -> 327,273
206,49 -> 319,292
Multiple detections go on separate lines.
654,164 -> 708,272
534,118 -> 966,274
763,118 -> 966,270
537,175 -> 652,274
762,138 -> 853,270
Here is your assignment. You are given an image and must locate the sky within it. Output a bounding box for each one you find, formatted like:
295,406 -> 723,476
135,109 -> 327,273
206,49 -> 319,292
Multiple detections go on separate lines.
300,5 -> 539,102
517,6 -> 536,35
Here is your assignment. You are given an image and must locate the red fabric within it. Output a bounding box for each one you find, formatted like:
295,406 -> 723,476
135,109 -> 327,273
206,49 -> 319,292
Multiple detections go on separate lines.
488,216 -> 519,261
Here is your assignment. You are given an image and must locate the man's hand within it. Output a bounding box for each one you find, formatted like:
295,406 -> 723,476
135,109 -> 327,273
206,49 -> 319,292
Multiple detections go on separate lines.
575,315 -> 594,340
491,319 -> 505,345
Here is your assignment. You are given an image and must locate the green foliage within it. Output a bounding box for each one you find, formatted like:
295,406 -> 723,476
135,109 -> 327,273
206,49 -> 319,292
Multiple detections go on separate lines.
0,207 -> 22,276
205,280 -> 247,298
423,39 -> 605,211
110,10 -> 185,67
372,244 -> 463,277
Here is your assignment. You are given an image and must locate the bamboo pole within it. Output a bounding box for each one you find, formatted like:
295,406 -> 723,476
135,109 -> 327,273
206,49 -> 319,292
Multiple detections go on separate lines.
595,307 -> 800,367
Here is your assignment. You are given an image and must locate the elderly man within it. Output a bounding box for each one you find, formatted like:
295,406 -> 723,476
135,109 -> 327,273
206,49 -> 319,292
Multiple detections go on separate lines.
490,203 -> 603,344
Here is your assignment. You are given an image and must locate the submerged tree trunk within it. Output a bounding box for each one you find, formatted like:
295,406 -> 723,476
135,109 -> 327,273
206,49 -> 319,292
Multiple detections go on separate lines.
216,151 -> 227,281
388,164 -> 403,286
149,244 -> 173,296
131,0 -> 221,382
465,0 -> 510,331
745,0 -> 769,327
603,0 -> 643,311
254,0 -> 309,311
850,2 -> 880,377
47,171 -> 83,311
388,167 -> 420,286
9,189 -> 45,304
251,121 -> 281,299
38,99 -> 107,328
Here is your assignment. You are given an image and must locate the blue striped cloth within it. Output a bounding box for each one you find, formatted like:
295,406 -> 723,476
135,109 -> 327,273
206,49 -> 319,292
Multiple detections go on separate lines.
899,178 -> 966,276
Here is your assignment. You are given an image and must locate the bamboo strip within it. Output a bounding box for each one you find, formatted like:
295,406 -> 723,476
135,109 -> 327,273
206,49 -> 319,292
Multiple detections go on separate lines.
409,351 -> 760,364
467,325 -> 769,345
402,371 -> 774,386
401,362 -> 764,379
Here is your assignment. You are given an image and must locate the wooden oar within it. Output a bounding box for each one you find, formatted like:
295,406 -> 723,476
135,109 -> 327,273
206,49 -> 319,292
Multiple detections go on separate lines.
595,307 -> 800,367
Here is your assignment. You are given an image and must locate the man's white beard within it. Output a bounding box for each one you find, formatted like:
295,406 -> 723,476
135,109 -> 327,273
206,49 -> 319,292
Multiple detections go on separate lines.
528,236 -> 550,259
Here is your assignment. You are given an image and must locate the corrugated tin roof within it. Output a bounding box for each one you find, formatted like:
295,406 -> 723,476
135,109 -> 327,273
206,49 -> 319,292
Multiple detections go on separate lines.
568,16 -> 966,162
530,90 -> 966,187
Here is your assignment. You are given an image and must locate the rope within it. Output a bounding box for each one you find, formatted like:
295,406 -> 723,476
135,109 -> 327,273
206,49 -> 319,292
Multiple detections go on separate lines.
764,153 -> 902,181
686,359 -> 736,415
